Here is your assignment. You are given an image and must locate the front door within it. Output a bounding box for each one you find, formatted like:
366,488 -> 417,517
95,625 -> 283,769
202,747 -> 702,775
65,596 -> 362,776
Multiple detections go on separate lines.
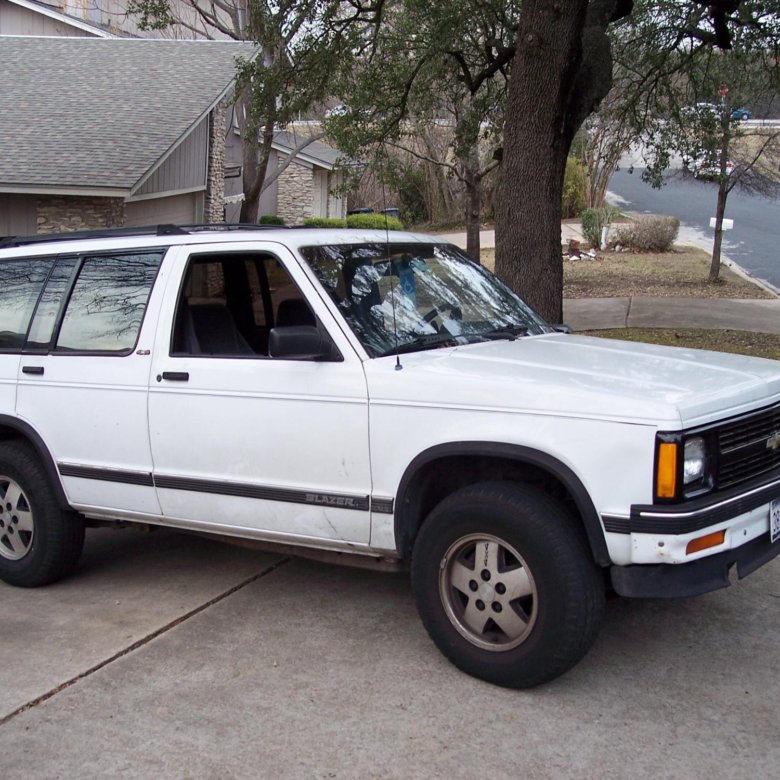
147,243 -> 373,549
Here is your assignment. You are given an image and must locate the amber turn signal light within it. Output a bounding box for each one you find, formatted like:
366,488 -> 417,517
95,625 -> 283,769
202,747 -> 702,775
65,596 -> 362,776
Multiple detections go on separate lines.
686,530 -> 726,555
656,442 -> 678,498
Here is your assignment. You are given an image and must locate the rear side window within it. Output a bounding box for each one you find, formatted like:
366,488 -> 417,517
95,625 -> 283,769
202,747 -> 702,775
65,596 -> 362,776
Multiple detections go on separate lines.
0,257 -> 54,352
56,252 -> 162,353
26,257 -> 79,351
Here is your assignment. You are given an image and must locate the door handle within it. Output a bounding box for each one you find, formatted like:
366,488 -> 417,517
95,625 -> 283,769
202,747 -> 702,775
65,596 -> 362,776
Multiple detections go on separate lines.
158,371 -> 189,382
22,366 -> 44,375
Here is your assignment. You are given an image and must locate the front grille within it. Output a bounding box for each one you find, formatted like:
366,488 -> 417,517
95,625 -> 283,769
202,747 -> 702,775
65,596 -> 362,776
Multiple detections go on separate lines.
717,403 -> 780,488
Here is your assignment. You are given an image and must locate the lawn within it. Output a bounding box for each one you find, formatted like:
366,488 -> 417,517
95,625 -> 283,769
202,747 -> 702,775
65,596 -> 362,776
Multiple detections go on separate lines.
480,246 -> 775,299
479,243 -> 780,360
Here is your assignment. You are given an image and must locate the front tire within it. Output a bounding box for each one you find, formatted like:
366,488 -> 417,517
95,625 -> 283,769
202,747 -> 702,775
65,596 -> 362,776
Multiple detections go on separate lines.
411,482 -> 604,688
0,441 -> 84,587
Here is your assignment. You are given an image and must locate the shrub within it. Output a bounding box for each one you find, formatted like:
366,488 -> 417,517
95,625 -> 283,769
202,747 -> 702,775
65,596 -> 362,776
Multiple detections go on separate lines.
259,215 -> 285,225
612,215 -> 680,252
389,163 -> 429,226
346,212 -> 403,230
580,206 -> 618,249
303,217 -> 347,228
562,156 -> 586,219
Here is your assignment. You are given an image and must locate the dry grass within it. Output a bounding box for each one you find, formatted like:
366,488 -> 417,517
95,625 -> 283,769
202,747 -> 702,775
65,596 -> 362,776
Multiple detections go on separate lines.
480,246 -> 775,299
733,128 -> 780,182
585,328 -> 780,361
563,247 -> 775,299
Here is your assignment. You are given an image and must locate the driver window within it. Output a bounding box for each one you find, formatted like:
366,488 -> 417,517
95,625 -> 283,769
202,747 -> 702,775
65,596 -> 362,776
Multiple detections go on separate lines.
171,253 -> 315,357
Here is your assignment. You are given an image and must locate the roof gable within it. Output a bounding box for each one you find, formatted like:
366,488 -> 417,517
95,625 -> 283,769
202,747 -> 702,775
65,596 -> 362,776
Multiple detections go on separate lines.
0,37 -> 257,193
272,130 -> 342,170
1,0 -> 114,37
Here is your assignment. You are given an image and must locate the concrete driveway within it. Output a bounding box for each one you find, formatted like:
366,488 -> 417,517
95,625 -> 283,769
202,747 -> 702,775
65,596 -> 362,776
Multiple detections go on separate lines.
1,527 -> 778,779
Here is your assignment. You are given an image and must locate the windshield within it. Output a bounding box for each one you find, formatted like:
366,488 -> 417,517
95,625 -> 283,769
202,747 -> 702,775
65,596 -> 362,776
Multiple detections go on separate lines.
299,242 -> 551,357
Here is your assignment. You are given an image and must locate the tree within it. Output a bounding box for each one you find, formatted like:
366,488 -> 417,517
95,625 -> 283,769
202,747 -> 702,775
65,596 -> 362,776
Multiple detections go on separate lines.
683,94 -> 780,282
494,0 -> 780,322
615,7 -> 780,282
326,0 -> 517,258
126,0 -> 358,222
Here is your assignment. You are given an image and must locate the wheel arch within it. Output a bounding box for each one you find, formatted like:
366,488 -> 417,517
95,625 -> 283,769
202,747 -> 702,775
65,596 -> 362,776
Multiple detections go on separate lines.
0,415 -> 69,510
394,442 -> 610,566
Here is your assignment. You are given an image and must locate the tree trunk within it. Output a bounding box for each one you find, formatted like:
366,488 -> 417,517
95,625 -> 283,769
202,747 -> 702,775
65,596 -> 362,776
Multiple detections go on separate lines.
709,96 -> 732,282
495,0 -> 621,323
240,116 -> 275,223
464,149 -> 482,261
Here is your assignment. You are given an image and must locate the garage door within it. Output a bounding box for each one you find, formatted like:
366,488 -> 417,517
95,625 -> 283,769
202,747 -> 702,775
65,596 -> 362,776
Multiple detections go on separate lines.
125,193 -> 199,226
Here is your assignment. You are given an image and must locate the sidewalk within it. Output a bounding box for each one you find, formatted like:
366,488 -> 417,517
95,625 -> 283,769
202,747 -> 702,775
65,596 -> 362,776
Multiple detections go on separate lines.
563,296 -> 780,334
436,225 -> 780,333
435,223 -> 584,249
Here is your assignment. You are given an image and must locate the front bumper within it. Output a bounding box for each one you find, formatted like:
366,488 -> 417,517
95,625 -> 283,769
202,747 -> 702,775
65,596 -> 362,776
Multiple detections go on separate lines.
604,472 -> 780,597
610,530 -> 780,598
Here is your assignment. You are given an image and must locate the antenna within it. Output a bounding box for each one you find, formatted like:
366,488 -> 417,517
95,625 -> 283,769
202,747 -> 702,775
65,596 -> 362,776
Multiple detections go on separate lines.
378,145 -> 403,371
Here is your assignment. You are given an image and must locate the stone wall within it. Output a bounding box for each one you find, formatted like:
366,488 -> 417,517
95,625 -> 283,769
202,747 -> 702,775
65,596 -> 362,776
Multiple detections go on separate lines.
204,102 -> 227,223
37,196 -> 125,233
276,162 -> 313,225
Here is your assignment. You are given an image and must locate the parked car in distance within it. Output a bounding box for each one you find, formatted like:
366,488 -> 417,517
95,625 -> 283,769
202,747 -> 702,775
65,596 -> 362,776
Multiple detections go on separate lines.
684,154 -> 735,180
1,225 -> 779,689
731,107 -> 752,121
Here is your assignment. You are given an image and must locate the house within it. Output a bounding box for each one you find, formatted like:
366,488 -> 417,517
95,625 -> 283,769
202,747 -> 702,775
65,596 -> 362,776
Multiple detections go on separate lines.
1,1 -> 349,234
0,36 -> 257,236
224,128 -> 347,224
0,0 -> 113,37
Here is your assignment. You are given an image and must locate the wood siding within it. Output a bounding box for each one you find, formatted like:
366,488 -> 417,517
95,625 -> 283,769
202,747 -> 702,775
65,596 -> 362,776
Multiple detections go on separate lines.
0,1 -> 96,35
133,115 -> 209,198
125,192 -> 199,226
0,193 -> 36,237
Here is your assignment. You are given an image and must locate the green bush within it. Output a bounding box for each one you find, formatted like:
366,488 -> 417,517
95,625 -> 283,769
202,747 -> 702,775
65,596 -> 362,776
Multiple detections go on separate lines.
346,213 -> 403,231
259,214 -> 285,225
388,163 -> 428,226
303,217 -> 348,228
612,215 -> 680,252
580,206 -> 618,249
562,156 -> 586,219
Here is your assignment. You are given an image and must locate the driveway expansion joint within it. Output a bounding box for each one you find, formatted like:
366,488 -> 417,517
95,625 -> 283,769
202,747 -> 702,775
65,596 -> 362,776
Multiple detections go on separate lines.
0,557 -> 290,728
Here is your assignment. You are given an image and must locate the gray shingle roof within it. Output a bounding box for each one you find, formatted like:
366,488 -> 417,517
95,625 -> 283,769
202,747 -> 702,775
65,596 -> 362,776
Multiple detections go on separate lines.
0,37 -> 257,191
273,130 -> 343,169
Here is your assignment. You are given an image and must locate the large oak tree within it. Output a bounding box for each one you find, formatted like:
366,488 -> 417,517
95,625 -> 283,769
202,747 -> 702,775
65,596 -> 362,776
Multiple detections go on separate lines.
493,0 -> 762,322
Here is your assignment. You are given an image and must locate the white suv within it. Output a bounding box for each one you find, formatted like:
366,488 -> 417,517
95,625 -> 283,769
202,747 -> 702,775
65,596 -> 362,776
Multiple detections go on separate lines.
1,225 -> 779,688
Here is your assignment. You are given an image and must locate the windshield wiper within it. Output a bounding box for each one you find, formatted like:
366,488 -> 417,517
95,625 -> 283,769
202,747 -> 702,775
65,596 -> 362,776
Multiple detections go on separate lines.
481,324 -> 529,341
377,334 -> 459,358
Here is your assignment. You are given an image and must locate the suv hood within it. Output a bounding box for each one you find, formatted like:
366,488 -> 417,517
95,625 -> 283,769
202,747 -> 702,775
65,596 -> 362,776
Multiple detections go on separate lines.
368,334 -> 780,428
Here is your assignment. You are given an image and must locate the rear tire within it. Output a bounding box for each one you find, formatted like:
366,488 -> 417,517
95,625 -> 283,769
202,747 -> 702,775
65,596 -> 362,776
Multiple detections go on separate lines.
411,481 -> 604,688
0,441 -> 84,587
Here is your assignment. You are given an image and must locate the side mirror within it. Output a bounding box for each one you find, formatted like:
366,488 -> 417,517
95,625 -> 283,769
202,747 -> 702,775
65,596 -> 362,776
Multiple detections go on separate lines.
269,326 -> 341,361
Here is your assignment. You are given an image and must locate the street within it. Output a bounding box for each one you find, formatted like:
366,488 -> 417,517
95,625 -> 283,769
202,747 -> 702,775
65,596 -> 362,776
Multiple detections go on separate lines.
1,527 -> 778,778
608,168 -> 780,291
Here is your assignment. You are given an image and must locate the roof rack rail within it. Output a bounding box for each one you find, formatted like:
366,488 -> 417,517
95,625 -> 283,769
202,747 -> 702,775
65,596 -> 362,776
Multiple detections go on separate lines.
0,224 -> 187,249
0,222 -> 287,249
175,223 -> 289,232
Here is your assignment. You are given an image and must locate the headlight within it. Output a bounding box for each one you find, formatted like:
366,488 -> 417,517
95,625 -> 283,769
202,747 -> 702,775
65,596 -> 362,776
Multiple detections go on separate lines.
683,436 -> 707,486
655,433 -> 712,501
